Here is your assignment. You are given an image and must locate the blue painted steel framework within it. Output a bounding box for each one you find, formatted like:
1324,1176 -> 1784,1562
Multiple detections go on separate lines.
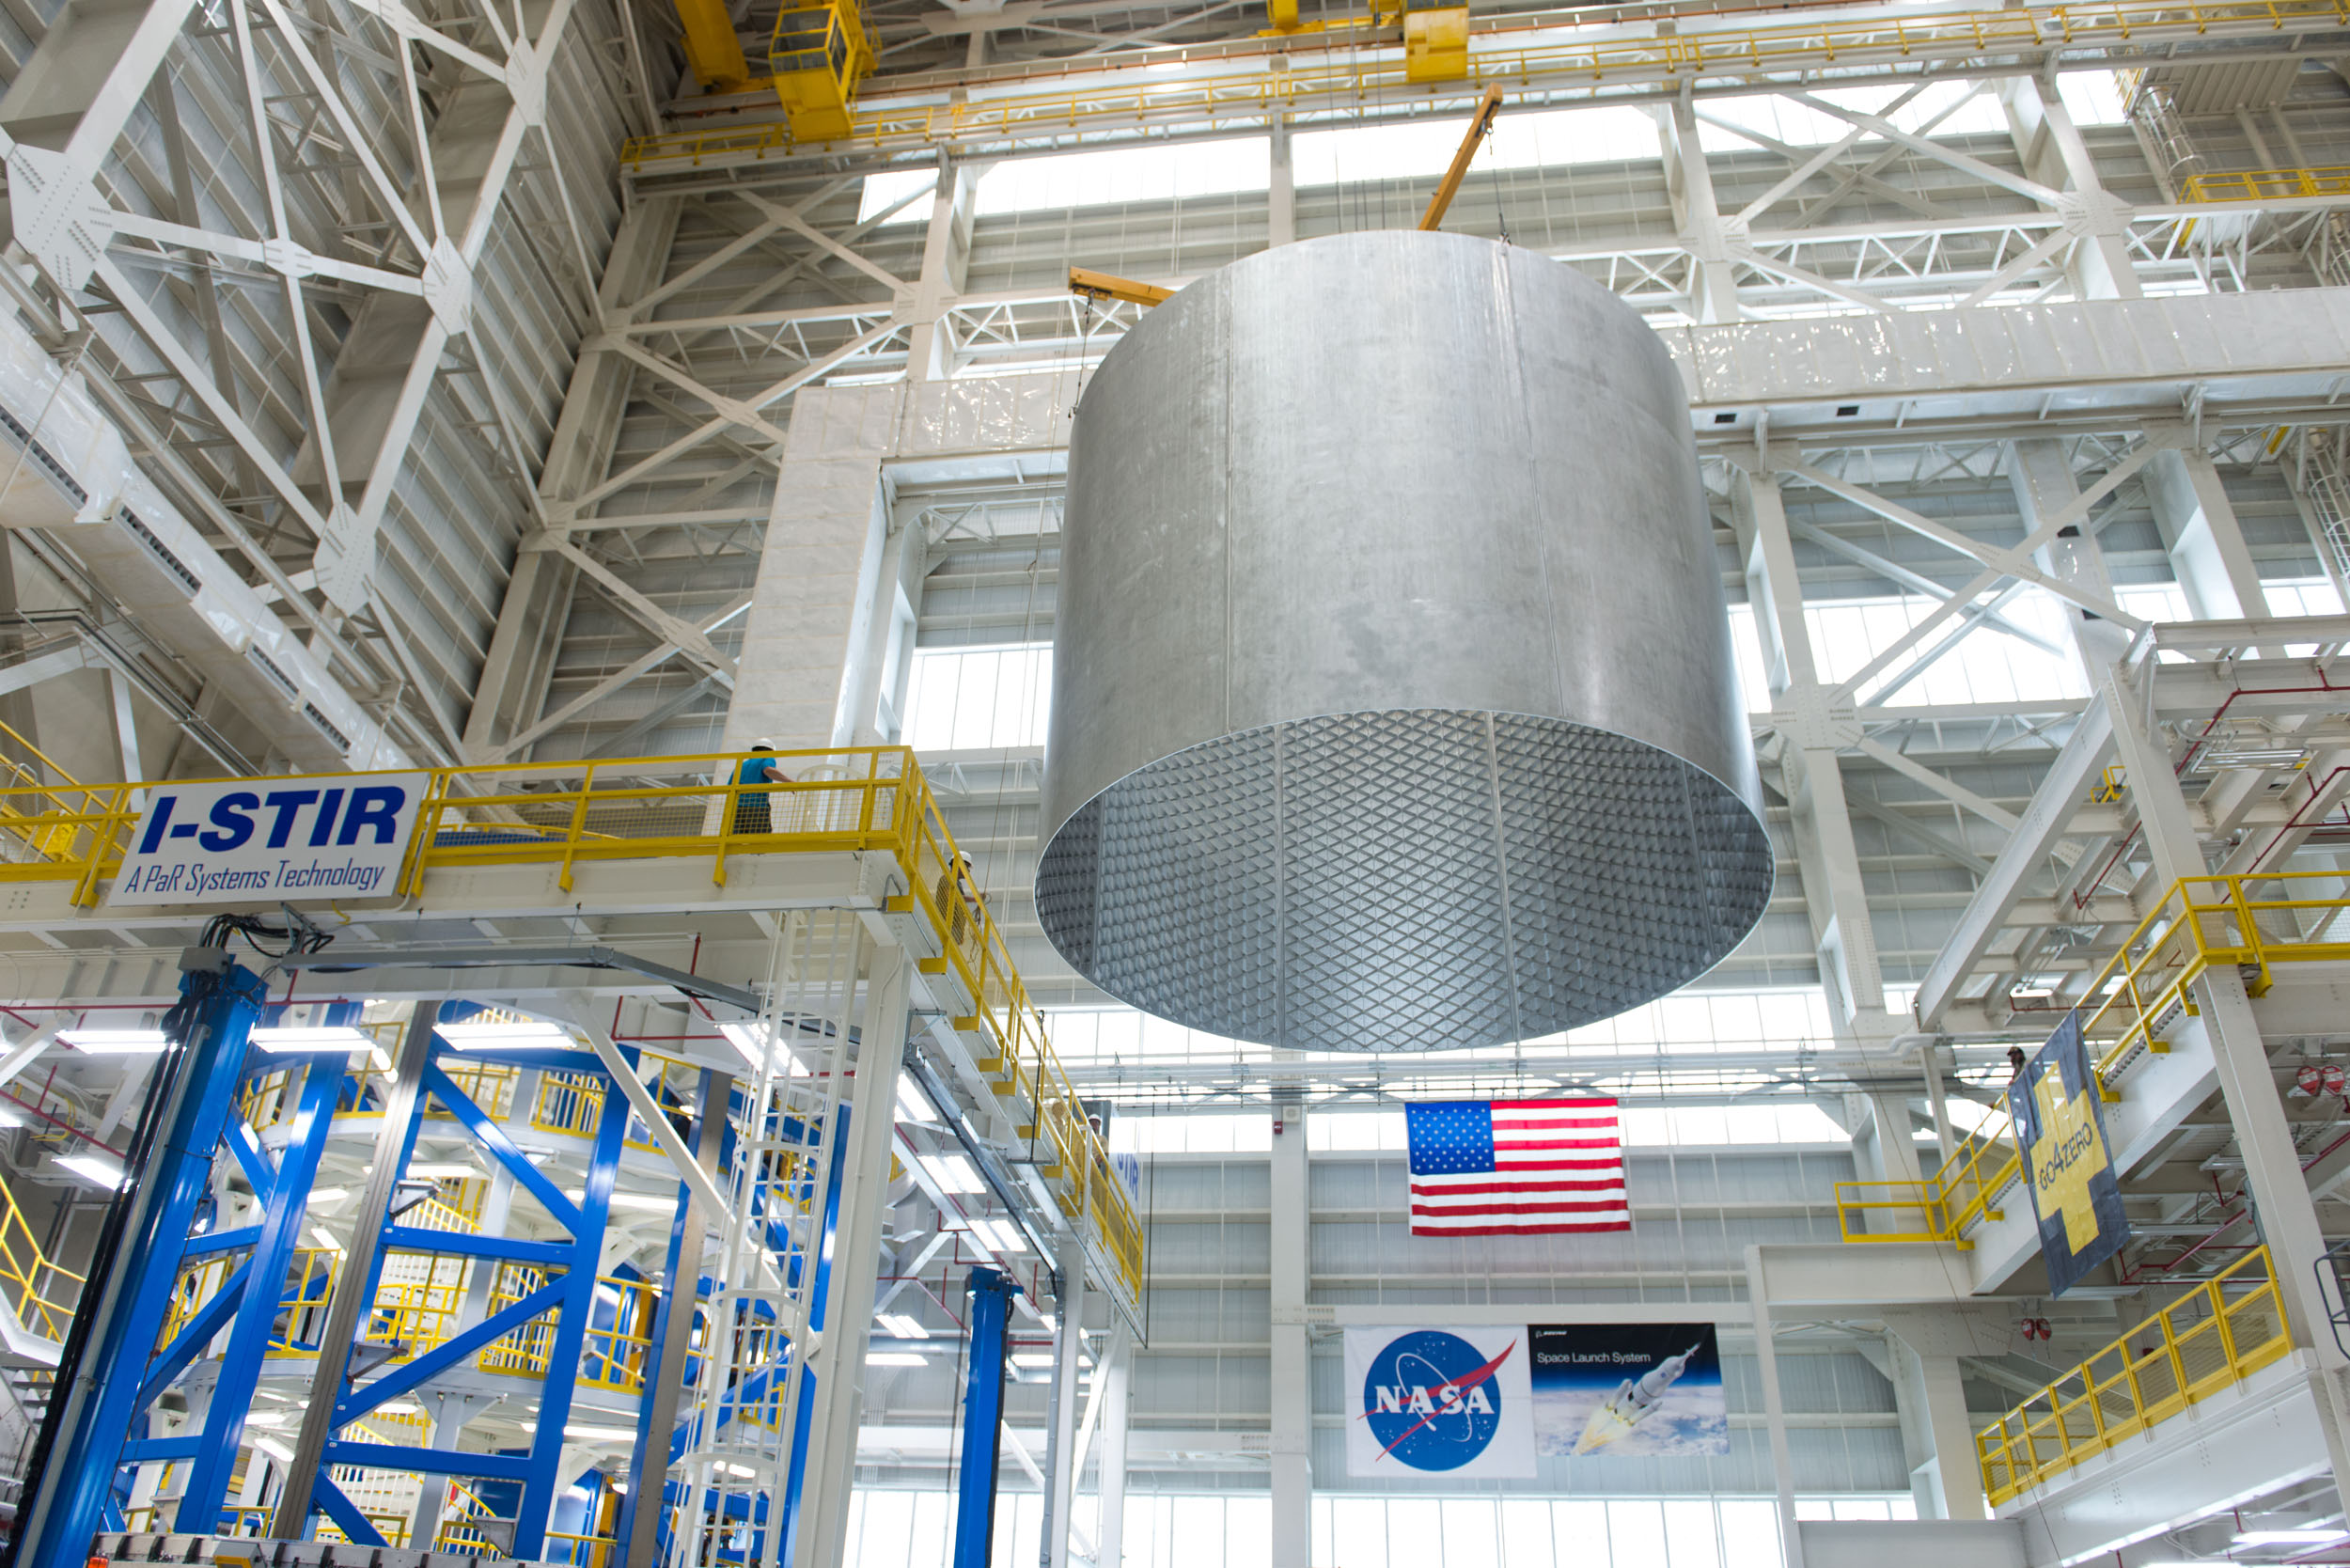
289,1040 -> 631,1559
953,1267 -> 1017,1568
17,986 -> 881,1568
16,953 -> 270,1568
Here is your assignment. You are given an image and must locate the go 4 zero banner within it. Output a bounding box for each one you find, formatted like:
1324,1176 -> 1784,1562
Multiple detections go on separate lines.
109,773 -> 431,905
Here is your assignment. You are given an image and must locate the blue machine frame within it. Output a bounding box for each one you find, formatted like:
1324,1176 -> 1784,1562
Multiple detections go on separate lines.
953,1266 -> 1017,1568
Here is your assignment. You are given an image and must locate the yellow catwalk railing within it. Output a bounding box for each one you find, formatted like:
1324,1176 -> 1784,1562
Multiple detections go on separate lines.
1976,1248 -> 2292,1505
0,745 -> 1144,1304
0,1168 -> 83,1341
1837,871 -> 2350,1247
2183,165 -> 2350,202
620,0 -> 2350,165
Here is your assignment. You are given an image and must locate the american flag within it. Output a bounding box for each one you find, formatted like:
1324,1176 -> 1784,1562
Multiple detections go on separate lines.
1405,1098 -> 1631,1236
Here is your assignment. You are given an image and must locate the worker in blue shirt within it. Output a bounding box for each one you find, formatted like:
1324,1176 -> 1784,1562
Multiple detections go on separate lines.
734,742 -> 791,835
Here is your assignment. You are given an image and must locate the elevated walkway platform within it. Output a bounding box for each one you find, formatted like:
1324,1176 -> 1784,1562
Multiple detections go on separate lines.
1997,1352 -> 2330,1566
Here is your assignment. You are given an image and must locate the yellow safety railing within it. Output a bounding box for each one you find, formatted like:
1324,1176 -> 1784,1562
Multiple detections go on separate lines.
1839,872 -> 2350,1248
0,745 -> 1145,1305
619,0 -> 2350,165
2182,165 -> 2350,202
0,1168 -> 84,1340
2076,871 -> 2350,1078
1834,1107 -> 2021,1250
1977,1247 -> 2293,1504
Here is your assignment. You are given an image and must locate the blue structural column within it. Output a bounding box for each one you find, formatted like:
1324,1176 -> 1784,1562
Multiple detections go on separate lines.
13,950 -> 265,1568
172,1013 -> 350,1529
952,1268 -> 1018,1568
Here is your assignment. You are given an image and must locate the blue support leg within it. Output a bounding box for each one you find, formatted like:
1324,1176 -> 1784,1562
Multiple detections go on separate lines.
952,1267 -> 1017,1568
12,953 -> 265,1568
774,1105 -> 849,1568
511,1072 -> 631,1560
174,1042 -> 345,1530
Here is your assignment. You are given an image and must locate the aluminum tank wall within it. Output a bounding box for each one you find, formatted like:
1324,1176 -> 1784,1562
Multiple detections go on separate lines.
1037,231 -> 1769,1052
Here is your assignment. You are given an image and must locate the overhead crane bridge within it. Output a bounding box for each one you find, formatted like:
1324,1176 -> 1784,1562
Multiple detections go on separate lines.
0,745 -> 1141,1568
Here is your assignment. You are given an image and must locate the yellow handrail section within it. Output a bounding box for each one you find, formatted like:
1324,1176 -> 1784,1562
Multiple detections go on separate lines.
0,1167 -> 84,1341
1838,871 -> 2350,1247
1976,1247 -> 2292,1505
1835,1105 -> 2020,1251
619,0 -> 2350,165
2182,165 -> 2350,202
0,745 -> 1144,1305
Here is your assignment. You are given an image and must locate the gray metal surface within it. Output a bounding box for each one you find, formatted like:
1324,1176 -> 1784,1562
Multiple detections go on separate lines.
1037,232 -> 1769,1051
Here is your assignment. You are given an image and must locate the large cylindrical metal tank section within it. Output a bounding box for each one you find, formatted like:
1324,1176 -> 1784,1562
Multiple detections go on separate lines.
1035,231 -> 1770,1053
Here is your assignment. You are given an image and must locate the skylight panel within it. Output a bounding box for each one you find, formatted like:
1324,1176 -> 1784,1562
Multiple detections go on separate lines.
973,136 -> 1270,216
858,168 -> 941,225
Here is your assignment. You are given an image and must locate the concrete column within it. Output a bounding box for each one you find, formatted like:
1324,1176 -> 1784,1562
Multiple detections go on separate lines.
1884,1330 -> 1985,1520
1922,1048 -> 1958,1167
1269,1100 -> 1310,1566
1747,1247 -> 1805,1568
2144,436 -> 2271,619
1268,122 -> 1296,248
793,945 -> 914,1568
725,387 -> 901,749
1660,100 -> 1743,324
904,164 -> 977,383
1039,1238 -> 1089,1568
1093,1329 -> 1133,1568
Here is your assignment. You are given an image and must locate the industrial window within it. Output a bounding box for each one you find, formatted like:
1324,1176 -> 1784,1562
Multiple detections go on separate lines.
902,643 -> 1052,750
838,1489 -> 1914,1568
1294,103 -> 1659,187
861,137 -> 1271,222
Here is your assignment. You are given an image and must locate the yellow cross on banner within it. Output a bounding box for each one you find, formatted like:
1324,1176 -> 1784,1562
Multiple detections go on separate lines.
2029,1064 -> 2111,1256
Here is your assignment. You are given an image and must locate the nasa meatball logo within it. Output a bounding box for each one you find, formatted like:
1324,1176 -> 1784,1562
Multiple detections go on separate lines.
1357,1330 -> 1512,1471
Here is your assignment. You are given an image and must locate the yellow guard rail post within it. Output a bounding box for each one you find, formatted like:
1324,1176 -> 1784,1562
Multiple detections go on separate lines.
0,745 -> 1147,1309
1976,1247 -> 2293,1504
1837,871 -> 2350,1248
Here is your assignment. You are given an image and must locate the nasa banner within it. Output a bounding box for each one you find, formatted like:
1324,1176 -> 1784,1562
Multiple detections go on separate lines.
2007,1011 -> 2130,1296
1344,1326 -> 1536,1479
109,773 -> 431,906
1530,1324 -> 1727,1458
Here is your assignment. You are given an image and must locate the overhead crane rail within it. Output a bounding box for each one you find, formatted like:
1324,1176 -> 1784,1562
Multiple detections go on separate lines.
1974,1247 -> 2292,1505
619,0 -> 2350,169
0,745 -> 1144,1307
1834,870 -> 2350,1249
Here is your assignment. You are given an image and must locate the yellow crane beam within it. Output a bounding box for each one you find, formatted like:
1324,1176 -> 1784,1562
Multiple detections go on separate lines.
1418,82 -> 1503,230
1068,266 -> 1177,307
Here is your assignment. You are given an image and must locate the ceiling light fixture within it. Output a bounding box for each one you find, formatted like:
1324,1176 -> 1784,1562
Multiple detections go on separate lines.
433,1019 -> 576,1051
563,1423 -> 637,1442
56,1154 -> 125,1188
918,1153 -> 985,1196
719,1021 -> 778,1069
250,1025 -> 390,1069
869,1352 -> 928,1367
878,1313 -> 930,1340
58,1028 -> 168,1054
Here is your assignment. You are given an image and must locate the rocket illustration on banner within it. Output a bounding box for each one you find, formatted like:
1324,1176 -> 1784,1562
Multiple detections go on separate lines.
1573,1342 -> 1704,1455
